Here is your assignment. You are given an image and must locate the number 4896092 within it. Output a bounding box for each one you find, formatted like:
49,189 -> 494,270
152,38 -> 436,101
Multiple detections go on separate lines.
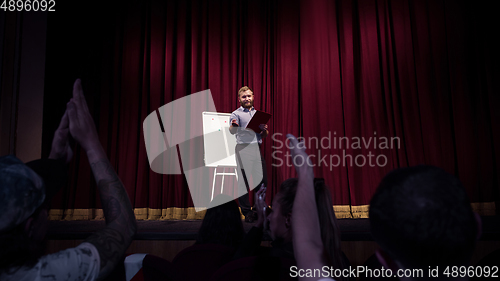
1,0 -> 56,12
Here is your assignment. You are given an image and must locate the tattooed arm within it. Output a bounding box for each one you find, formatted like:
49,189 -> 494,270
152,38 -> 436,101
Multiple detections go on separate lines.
67,79 -> 137,281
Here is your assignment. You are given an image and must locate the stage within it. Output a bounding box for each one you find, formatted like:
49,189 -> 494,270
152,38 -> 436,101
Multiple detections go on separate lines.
47,216 -> 500,241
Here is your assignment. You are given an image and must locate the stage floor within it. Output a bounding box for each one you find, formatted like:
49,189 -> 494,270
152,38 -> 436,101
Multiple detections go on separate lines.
47,216 -> 500,241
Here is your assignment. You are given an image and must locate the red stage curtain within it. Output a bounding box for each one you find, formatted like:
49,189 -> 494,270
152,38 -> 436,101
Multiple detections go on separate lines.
43,0 -> 499,218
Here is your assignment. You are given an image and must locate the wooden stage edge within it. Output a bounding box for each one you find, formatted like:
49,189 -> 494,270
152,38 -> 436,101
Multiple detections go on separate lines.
46,217 -> 500,267
47,216 -> 500,241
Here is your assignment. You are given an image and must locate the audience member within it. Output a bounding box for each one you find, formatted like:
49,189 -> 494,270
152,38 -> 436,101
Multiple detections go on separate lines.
234,144 -> 348,280
286,133 -> 481,281
270,178 -> 347,272
369,165 -> 481,280
286,134 -> 342,281
0,79 -> 137,281
196,194 -> 245,248
164,195 -> 246,281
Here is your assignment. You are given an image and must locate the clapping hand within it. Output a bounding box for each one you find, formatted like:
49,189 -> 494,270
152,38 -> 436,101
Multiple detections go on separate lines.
66,79 -> 101,154
49,110 -> 73,164
254,184 -> 267,228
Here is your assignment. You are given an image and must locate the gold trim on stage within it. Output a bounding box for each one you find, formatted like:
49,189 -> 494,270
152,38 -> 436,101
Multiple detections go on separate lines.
48,202 -> 496,221
471,202 -> 496,216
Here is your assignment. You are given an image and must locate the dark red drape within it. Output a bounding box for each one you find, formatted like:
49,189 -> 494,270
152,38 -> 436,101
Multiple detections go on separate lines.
43,0 -> 499,216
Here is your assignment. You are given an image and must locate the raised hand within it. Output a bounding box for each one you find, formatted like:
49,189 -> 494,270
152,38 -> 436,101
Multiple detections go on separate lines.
288,133 -> 326,281
49,110 -> 73,164
66,79 -> 101,153
254,184 -> 267,228
286,134 -> 314,180
65,79 -> 137,280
